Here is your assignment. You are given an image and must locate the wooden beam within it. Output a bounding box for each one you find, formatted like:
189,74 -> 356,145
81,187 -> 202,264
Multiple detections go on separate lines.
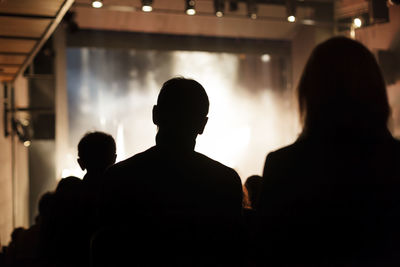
0,0 -> 66,17
14,0 -> 75,82
0,65 -> 20,74
0,38 -> 36,53
0,16 -> 52,38
0,55 -> 26,65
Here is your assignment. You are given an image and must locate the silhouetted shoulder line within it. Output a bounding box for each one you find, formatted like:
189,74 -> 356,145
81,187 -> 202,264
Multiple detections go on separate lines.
194,151 -> 240,176
267,141 -> 304,157
106,147 -> 157,173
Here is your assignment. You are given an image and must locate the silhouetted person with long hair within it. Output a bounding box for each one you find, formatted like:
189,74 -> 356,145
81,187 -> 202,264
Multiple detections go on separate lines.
255,37 -> 400,266
96,77 -> 243,266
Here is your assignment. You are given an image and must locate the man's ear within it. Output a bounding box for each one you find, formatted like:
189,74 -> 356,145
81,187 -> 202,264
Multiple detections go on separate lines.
152,105 -> 160,126
77,158 -> 86,171
198,117 -> 208,135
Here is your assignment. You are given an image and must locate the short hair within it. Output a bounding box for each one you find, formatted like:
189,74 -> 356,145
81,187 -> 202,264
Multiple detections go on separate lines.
38,192 -> 55,217
55,176 -> 82,194
156,77 -> 209,128
298,36 -> 390,134
78,131 -> 116,169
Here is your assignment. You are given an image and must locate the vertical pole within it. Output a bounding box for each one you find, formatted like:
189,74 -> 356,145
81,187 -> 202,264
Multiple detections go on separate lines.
10,83 -> 16,229
3,82 -> 8,137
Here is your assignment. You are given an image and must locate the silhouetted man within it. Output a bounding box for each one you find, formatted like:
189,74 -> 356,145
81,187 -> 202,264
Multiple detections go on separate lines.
97,77 -> 243,266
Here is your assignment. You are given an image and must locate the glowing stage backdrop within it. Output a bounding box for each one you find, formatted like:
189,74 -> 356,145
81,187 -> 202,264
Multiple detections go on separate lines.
64,46 -> 300,182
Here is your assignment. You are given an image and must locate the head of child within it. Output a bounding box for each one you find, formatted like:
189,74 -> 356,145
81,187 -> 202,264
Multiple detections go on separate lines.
77,131 -> 117,174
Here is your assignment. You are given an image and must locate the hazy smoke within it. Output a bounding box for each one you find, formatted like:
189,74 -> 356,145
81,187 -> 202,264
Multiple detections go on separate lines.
63,48 -> 301,182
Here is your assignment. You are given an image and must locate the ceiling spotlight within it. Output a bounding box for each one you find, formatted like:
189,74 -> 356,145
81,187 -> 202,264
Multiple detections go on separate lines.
142,0 -> 153,12
288,15 -> 296,22
24,141 -> 31,147
186,0 -> 196,15
91,0 -> 103,8
12,118 -> 32,148
214,0 -> 225,17
261,54 -> 271,63
247,0 -> 258,19
286,0 -> 296,23
353,17 -> 362,28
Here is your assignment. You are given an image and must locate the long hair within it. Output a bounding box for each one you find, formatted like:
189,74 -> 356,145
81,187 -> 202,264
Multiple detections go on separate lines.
297,36 -> 390,136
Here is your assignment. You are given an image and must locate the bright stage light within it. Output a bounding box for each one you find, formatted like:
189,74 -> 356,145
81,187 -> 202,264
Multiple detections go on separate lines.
353,17 -> 362,28
116,124 -> 126,162
214,0 -> 224,17
65,49 -> 300,182
247,0 -> 258,20
186,0 -> 196,15
286,0 -> 296,23
261,54 -> 271,62
92,0 -> 103,8
142,0 -> 153,12
142,5 -> 152,12
23,140 -> 31,147
216,11 -> 223,17
186,8 -> 196,15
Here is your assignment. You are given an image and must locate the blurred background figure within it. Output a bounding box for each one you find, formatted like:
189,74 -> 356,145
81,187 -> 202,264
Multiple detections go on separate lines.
244,175 -> 263,211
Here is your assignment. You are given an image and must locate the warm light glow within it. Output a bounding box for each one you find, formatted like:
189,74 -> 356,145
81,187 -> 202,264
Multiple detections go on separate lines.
92,0 -> 103,8
142,5 -> 153,12
353,17 -> 362,28
261,54 -> 271,63
61,168 -> 84,179
186,8 -> 196,15
288,15 -> 296,22
23,140 -> 31,147
21,119 -> 29,126
350,27 -> 356,39
116,124 -> 126,162
65,49 -> 301,182
302,19 -> 315,25
250,13 -> 257,20
216,11 -> 223,17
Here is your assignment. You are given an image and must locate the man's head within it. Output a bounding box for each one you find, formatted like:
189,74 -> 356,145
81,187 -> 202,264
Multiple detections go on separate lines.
153,77 -> 209,136
77,131 -> 117,173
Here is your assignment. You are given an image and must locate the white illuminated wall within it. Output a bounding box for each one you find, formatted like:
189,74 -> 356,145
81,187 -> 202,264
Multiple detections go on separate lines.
61,48 -> 301,182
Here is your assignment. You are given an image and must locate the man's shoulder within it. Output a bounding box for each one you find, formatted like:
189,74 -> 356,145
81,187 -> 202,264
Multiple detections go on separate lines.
266,141 -> 304,160
106,146 -> 156,176
193,151 -> 240,179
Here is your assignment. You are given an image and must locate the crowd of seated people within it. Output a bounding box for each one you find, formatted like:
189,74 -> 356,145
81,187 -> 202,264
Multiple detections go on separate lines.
1,36 -> 400,267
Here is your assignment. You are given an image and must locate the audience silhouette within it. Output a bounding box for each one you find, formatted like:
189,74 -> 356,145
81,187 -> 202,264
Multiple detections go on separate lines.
95,77 -> 244,266
2,36 -> 400,267
48,176 -> 87,266
255,36 -> 400,266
